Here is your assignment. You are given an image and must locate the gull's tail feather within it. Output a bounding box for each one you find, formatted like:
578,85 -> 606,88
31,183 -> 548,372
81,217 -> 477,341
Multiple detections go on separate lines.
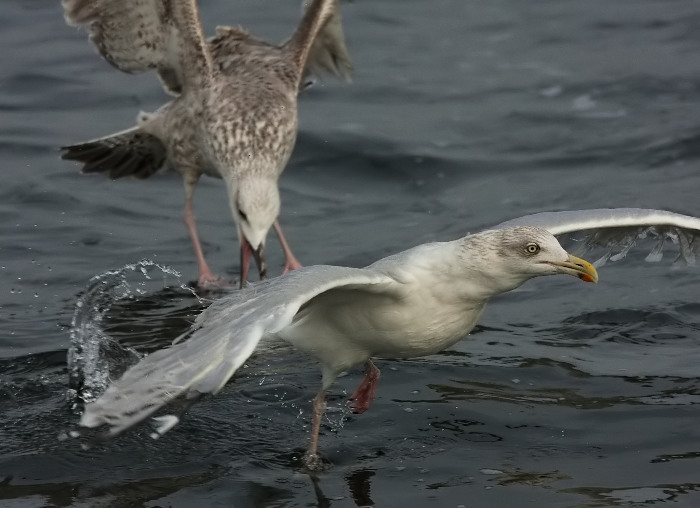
75,320 -> 262,439
61,126 -> 167,180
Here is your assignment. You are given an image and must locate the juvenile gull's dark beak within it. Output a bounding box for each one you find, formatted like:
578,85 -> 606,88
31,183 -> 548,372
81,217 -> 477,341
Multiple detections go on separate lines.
240,238 -> 266,288
253,243 -> 266,280
240,239 -> 267,289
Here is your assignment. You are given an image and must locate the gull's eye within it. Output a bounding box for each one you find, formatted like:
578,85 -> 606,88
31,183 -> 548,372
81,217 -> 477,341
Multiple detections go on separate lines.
525,242 -> 540,254
238,209 -> 248,221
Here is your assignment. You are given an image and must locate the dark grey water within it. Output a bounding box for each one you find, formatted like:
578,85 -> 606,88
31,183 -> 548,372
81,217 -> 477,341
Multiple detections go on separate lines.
3,0 -> 700,506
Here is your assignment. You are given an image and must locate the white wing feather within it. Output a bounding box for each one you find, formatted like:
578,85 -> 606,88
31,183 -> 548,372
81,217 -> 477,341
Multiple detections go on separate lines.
491,208 -> 700,265
78,266 -> 395,438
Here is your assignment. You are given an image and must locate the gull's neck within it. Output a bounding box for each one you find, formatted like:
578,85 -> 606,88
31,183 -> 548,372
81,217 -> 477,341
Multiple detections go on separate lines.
457,231 -> 536,296
370,240 -> 498,305
371,234 -> 533,304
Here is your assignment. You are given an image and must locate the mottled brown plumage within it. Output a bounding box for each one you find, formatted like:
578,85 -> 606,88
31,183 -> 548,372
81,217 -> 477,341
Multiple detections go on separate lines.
61,0 -> 352,288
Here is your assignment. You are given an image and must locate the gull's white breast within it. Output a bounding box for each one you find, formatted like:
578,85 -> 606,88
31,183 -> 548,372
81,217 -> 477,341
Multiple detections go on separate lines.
276,253 -> 488,378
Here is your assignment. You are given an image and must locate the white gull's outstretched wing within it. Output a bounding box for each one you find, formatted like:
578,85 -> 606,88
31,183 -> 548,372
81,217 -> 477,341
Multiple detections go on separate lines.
490,208 -> 700,266
63,0 -> 213,95
77,266 -> 396,439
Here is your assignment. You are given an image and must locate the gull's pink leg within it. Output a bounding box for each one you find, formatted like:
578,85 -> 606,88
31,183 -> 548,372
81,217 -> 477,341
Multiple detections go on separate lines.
349,360 -> 380,414
274,220 -> 303,273
304,389 -> 327,470
182,181 -> 224,289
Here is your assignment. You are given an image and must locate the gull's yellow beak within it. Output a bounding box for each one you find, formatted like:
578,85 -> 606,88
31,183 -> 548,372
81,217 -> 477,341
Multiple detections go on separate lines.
550,253 -> 599,283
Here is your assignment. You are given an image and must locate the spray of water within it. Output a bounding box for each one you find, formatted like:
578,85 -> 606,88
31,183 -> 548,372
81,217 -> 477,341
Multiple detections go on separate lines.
66,260 -> 202,407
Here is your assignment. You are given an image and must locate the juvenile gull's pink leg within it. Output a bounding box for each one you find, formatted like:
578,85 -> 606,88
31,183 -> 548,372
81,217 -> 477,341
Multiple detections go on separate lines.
274,220 -> 303,273
349,360 -> 381,414
183,186 -> 225,289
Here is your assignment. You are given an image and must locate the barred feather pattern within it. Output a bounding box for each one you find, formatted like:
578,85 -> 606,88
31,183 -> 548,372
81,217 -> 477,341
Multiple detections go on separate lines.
61,127 -> 168,180
62,0 -> 212,95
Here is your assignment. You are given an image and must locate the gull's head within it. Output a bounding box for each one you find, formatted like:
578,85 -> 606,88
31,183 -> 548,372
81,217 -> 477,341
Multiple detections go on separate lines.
231,178 -> 281,282
459,226 -> 598,296
233,178 -> 280,249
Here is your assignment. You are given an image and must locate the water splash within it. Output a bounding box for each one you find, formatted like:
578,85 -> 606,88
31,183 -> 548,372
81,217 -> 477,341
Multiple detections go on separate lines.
326,403 -> 353,434
67,260 -> 201,407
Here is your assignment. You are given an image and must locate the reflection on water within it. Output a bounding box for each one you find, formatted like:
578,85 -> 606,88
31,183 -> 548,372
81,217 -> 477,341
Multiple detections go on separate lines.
563,483 -> 700,507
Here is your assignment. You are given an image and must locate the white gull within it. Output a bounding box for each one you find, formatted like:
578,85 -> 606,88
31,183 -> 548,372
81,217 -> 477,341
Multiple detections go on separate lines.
73,207 -> 700,469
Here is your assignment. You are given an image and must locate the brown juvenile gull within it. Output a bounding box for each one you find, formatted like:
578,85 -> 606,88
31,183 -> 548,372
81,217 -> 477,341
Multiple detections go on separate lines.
71,207 -> 700,470
60,0 -> 352,289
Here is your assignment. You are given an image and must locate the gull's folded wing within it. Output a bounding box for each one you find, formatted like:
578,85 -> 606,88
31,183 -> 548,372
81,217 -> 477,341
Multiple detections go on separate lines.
491,208 -> 700,265
63,0 -> 213,95
77,266 -> 396,439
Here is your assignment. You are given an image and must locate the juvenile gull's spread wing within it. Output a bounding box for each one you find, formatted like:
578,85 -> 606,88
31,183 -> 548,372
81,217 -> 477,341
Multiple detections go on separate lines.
78,266 -> 396,438
283,0 -> 348,89
210,0 -> 351,88
301,0 -> 352,80
491,208 -> 700,266
63,0 -> 213,94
